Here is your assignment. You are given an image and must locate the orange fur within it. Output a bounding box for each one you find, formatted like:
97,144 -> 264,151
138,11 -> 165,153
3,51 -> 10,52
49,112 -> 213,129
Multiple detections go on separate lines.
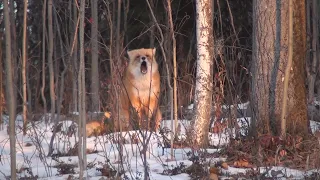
86,121 -> 104,137
86,112 -> 111,137
118,48 -> 162,132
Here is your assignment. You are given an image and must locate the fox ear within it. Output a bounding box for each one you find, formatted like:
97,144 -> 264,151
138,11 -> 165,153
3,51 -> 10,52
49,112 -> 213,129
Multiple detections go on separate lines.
152,48 -> 156,56
127,50 -> 134,60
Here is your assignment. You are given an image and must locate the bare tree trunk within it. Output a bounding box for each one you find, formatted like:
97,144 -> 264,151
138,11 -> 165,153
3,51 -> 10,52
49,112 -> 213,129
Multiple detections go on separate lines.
53,6 -> 67,121
116,0 -> 121,65
252,0 -> 308,136
4,0 -> 17,178
48,0 -> 56,120
149,0 -> 155,47
27,60 -> 32,114
289,0 -> 308,135
41,0 -> 48,121
166,0 -> 178,160
252,0 -> 276,135
9,0 -> 18,107
146,0 -> 173,162
123,0 -> 130,46
22,0 -> 28,135
0,38 -> 2,125
78,0 -> 87,178
308,0 -> 319,104
115,0 -> 125,174
53,25 -> 59,108
191,0 -> 214,147
47,4 -> 71,157
90,0 -> 100,113
72,1 -> 79,113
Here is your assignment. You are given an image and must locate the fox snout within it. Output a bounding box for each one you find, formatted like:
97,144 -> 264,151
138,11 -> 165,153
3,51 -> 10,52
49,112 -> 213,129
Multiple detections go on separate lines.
140,60 -> 147,74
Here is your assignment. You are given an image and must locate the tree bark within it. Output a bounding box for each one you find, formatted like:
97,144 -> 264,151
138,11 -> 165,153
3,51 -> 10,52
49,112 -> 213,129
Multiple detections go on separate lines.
48,0 -> 56,120
78,0 -> 87,178
22,0 -> 28,135
166,0 -> 178,135
308,0 -> 319,105
191,0 -> 214,147
9,0 -> 18,107
3,0 -> 17,178
280,0 -> 293,138
90,0 -> 100,112
0,35 -> 2,125
48,4 -> 71,157
72,1 -> 79,113
41,0 -> 48,121
252,0 -> 308,136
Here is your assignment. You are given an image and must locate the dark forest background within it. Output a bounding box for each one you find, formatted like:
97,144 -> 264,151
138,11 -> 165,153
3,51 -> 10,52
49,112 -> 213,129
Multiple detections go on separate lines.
0,1 -> 255,120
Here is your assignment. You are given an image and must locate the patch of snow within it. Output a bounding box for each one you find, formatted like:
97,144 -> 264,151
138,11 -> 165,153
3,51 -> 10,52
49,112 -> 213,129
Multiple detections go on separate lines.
310,120 -> 320,133
71,111 -> 79,115
0,107 -> 318,179
222,101 -> 249,110
187,104 -> 194,110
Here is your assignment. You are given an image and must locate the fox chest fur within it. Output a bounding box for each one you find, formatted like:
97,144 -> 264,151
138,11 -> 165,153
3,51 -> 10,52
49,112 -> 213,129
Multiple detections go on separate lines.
125,69 -> 160,106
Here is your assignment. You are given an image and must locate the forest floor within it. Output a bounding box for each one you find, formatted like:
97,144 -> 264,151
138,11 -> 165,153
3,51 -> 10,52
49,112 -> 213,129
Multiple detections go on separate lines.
0,102 -> 320,179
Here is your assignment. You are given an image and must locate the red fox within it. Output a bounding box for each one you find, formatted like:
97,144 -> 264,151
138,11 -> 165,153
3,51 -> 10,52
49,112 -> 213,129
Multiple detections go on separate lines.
118,48 -> 162,132
86,112 -> 111,137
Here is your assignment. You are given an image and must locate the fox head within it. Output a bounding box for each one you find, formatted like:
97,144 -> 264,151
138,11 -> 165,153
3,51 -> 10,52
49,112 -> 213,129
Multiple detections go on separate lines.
127,48 -> 158,76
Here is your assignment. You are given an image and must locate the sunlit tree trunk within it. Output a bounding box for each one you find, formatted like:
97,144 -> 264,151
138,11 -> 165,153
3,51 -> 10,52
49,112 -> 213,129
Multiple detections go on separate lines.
4,0 -> 17,178
280,0 -> 294,137
252,0 -> 308,136
22,0 -> 28,135
90,0 -> 100,112
191,0 -> 214,147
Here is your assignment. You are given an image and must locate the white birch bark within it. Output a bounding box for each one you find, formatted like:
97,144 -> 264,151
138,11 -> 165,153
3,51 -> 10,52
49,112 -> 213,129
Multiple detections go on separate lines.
192,0 -> 214,146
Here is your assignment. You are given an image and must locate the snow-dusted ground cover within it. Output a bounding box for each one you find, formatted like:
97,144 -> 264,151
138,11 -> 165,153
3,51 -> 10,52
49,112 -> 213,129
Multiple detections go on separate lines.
0,101 -> 319,179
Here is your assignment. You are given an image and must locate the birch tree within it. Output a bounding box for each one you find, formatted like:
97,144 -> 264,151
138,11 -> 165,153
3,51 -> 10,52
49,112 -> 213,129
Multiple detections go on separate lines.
3,0 -> 17,178
192,0 -> 214,147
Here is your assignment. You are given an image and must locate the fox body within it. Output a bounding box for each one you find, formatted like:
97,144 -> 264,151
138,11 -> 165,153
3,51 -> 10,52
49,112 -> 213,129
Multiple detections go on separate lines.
86,112 -> 111,137
118,48 -> 162,131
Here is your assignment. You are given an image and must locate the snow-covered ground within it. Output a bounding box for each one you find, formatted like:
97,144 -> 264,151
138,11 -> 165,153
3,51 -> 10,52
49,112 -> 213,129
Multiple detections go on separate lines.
0,102 -> 319,179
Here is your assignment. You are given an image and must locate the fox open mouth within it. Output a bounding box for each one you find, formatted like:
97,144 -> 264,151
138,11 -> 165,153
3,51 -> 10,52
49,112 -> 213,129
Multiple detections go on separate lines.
140,61 -> 147,74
